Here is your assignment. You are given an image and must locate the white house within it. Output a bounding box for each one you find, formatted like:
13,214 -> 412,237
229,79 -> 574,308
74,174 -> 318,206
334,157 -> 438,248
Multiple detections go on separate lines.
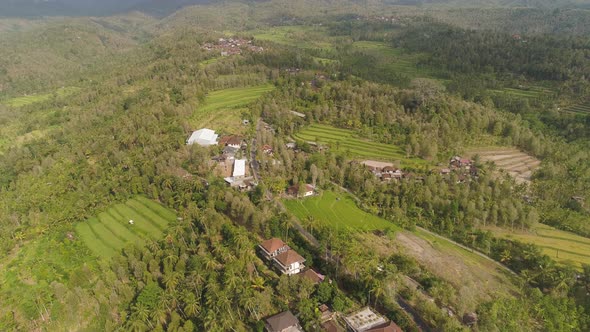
187,128 -> 218,146
233,159 -> 246,178
273,250 -> 305,275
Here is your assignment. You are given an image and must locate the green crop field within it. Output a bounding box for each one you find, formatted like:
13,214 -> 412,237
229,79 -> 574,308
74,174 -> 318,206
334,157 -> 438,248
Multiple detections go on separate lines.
490,85 -> 554,100
563,100 -> 590,115
191,84 -> 274,133
284,191 -> 399,231
352,41 -> 436,79
489,223 -> 590,268
294,124 -> 425,166
75,197 -> 176,258
252,25 -> 334,50
2,87 -> 80,107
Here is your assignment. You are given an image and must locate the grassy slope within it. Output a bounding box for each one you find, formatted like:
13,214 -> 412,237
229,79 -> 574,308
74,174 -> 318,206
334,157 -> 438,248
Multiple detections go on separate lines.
489,223 -> 590,268
294,124 -> 425,166
284,190 -> 519,311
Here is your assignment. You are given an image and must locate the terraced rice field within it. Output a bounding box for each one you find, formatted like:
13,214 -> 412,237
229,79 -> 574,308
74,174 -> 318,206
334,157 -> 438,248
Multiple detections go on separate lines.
294,124 -> 424,166
352,41 -> 434,78
489,223 -> 590,268
563,100 -> 590,115
252,25 -> 334,50
2,87 -> 80,107
192,84 -> 274,133
491,86 -> 553,100
75,197 -> 176,258
285,191 -> 399,231
467,147 -> 540,184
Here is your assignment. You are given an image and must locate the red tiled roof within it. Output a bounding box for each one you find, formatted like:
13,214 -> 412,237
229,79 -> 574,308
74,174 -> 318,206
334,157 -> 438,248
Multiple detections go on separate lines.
260,238 -> 287,253
219,135 -> 242,146
366,322 -> 403,332
301,269 -> 323,284
275,250 -> 305,266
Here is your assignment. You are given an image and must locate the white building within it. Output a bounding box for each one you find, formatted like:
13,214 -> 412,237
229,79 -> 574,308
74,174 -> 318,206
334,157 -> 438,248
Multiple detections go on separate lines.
344,307 -> 388,332
273,250 -> 305,275
187,128 -> 218,146
233,159 -> 246,178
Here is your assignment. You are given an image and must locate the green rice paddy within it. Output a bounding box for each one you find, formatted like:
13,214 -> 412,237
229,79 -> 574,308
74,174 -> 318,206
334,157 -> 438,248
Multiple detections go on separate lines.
351,41 -> 435,79
490,223 -> 590,268
252,25 -> 334,50
192,84 -> 274,132
199,84 -> 274,113
294,124 -> 425,166
75,197 -> 176,258
284,191 -> 398,231
2,87 -> 80,107
563,100 -> 590,115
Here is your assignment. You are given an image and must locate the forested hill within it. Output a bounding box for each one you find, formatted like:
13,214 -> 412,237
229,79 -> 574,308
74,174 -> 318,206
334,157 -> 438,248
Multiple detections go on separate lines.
388,0 -> 590,9
0,0 -> 589,331
0,0 -> 213,18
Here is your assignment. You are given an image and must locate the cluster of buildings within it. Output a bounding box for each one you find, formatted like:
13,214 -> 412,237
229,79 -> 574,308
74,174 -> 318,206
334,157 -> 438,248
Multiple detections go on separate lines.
370,15 -> 398,23
439,156 -> 478,181
187,128 -> 256,191
202,37 -> 264,57
263,305 -> 402,332
258,238 -> 402,332
258,238 -> 307,276
361,160 -> 405,181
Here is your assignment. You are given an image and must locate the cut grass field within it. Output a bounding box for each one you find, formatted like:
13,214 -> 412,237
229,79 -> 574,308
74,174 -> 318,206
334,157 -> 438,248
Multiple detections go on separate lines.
294,124 -> 425,166
191,84 -> 274,132
2,86 -> 80,107
75,197 -> 176,258
467,147 -> 540,184
284,191 -> 400,232
284,190 -> 519,312
488,223 -> 590,269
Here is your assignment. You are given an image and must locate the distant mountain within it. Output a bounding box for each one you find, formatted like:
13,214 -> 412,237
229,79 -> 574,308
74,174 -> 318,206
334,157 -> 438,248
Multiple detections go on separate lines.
0,0 -> 214,18
388,0 -> 590,9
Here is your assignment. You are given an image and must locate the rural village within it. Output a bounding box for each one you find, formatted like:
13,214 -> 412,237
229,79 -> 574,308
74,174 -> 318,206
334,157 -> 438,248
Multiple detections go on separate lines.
1,1 -> 589,331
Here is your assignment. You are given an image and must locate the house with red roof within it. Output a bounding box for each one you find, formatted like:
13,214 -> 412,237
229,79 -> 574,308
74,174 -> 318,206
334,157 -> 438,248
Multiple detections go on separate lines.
273,249 -> 306,275
258,238 -> 289,260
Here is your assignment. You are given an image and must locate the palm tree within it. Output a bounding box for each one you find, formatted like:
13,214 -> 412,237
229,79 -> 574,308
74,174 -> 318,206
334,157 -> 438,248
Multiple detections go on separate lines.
150,303 -> 168,328
163,271 -> 180,291
183,293 -> 201,318
132,303 -> 153,329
